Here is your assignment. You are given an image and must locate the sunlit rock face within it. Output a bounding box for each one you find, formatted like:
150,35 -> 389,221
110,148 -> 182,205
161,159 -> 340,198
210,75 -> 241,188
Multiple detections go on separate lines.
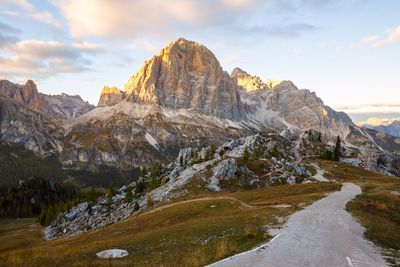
0,80 -> 94,120
231,67 -> 269,91
124,38 -> 245,120
97,86 -> 124,107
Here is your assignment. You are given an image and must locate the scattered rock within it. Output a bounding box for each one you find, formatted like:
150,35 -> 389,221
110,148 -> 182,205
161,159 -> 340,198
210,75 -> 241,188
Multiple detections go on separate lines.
96,249 -> 128,259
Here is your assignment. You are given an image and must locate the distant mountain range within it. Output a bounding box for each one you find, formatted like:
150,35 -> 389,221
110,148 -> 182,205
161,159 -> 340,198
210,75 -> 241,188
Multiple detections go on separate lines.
0,80 -> 94,121
358,117 -> 400,137
0,38 -> 399,178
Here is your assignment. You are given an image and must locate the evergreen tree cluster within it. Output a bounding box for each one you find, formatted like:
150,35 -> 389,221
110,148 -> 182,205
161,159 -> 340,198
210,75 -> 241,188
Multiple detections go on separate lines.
0,177 -> 79,223
0,143 -> 66,192
320,136 -> 341,162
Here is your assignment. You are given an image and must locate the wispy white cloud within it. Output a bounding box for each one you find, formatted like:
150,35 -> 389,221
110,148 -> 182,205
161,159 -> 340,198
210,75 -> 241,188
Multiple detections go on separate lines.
318,41 -> 328,48
292,48 -> 302,54
335,46 -> 343,52
1,1 -> 61,28
72,41 -> 107,52
51,0 -> 263,40
0,0 -> 35,12
129,39 -> 158,53
220,56 -> 240,66
335,103 -> 400,114
0,39 -> 107,79
349,35 -> 379,49
372,25 -> 400,48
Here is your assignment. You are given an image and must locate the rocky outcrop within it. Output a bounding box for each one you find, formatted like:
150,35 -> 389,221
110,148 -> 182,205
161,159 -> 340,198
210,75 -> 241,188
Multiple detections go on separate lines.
231,67 -> 269,91
45,133 -> 316,240
0,95 -> 63,153
97,86 -> 124,107
0,80 -> 94,120
124,38 -> 245,120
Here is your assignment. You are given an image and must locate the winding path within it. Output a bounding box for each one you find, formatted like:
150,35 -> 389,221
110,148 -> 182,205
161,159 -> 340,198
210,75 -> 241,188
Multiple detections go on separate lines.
140,196 -> 290,217
207,183 -> 388,267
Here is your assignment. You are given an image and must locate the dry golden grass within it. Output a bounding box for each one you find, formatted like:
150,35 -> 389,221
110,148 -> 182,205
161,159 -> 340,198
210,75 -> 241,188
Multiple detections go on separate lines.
0,182 -> 339,267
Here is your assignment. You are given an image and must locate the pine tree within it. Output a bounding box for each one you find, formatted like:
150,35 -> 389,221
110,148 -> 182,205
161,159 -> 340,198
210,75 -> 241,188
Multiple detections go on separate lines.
333,136 -> 341,161
108,182 -> 115,196
87,186 -> 97,203
125,185 -> 133,203
140,166 -> 147,177
134,201 -> 139,211
210,144 -> 216,157
242,147 -> 249,160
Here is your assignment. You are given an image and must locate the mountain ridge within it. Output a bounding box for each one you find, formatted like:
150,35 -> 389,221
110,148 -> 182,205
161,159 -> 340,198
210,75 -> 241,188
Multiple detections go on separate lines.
0,37 -> 399,177
0,79 -> 94,121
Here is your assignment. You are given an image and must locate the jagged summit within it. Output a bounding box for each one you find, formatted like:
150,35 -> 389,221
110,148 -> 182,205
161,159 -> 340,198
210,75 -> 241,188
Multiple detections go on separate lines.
0,79 -> 94,120
123,37 -> 244,120
231,67 -> 268,92
98,86 -> 124,107
231,67 -> 283,91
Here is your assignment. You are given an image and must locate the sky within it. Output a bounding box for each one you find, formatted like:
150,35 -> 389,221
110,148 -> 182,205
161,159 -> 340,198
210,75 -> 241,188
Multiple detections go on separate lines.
0,0 -> 399,122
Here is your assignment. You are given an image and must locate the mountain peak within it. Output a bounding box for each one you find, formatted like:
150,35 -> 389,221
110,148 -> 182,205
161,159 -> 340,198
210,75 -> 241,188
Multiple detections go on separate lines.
123,38 -> 244,119
98,86 -> 124,107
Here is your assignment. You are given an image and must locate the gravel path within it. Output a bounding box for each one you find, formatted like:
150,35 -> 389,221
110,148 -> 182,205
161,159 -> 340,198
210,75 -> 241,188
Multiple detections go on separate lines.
208,183 -> 388,267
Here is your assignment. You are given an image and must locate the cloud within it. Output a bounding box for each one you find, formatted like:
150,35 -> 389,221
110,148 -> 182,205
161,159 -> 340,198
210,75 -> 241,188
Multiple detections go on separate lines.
292,48 -> 302,54
0,0 -> 35,11
268,23 -> 316,38
30,11 -> 62,28
0,39 -> 107,80
318,41 -> 328,48
7,40 -> 81,60
335,103 -> 400,114
234,23 -> 316,40
335,46 -> 343,52
349,35 -> 379,49
2,9 -> 62,28
220,56 -> 240,66
129,39 -> 158,53
50,0 -> 266,40
0,22 -> 21,47
72,41 -> 107,52
372,25 -> 400,48
0,56 -> 85,78
0,22 -> 21,34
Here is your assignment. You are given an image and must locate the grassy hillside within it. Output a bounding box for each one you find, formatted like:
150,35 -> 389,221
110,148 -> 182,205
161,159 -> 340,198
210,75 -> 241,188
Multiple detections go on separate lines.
0,182 -> 339,266
0,160 -> 398,266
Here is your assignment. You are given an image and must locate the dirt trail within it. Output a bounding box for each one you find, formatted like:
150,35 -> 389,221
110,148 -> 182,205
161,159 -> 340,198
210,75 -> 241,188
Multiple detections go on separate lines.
140,196 -> 291,217
207,183 -> 388,267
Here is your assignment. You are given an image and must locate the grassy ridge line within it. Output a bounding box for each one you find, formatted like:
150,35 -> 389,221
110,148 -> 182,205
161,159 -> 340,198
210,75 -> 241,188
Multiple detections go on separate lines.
0,182 -> 339,267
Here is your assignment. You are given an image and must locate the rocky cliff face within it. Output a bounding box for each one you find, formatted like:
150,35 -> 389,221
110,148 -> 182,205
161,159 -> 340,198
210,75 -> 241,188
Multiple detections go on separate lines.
97,86 -> 124,107
1,38 -> 400,173
0,95 -> 63,154
231,67 -> 269,91
0,80 -> 94,120
124,38 -> 245,120
59,38 -> 400,168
